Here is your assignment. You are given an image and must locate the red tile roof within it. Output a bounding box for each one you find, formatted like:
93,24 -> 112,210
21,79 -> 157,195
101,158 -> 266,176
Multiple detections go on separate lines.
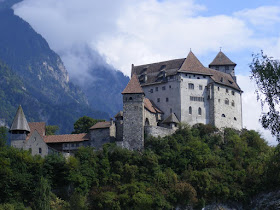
122,74 -> 144,94
26,122 -> 46,140
90,121 -> 111,130
44,133 -> 89,143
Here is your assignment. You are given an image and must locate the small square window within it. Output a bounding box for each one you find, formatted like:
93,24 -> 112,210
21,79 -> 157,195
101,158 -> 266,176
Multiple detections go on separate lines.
232,91 -> 235,95
169,85 -> 171,89
226,89 -> 229,93
155,87 -> 158,91
39,148 -> 42,154
166,98 -> 169,102
162,86 -> 166,90
199,85 -> 203,90
150,89 -> 153,93
157,98 -> 160,102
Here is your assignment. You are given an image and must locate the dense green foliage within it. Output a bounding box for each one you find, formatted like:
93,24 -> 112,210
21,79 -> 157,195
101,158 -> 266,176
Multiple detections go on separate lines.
72,116 -> 105,134
46,125 -> 59,136
0,124 -> 279,209
250,51 -> 280,141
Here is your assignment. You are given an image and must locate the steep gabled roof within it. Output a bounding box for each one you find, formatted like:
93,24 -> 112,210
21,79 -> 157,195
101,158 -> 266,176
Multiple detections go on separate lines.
44,133 -> 89,143
162,113 -> 179,124
122,74 -> 144,94
26,122 -> 46,141
209,51 -> 236,66
144,98 -> 163,114
179,51 -> 211,75
90,121 -> 111,130
10,105 -> 30,132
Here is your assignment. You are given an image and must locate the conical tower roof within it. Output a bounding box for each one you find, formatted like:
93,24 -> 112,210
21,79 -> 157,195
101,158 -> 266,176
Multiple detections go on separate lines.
209,51 -> 236,66
10,105 -> 30,132
122,74 -> 144,94
179,51 -> 211,75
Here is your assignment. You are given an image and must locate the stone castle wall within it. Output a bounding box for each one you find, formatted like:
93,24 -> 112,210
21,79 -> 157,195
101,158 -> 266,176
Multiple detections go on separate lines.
142,76 -> 181,120
145,126 -> 176,138
212,84 -> 242,130
122,93 -> 145,150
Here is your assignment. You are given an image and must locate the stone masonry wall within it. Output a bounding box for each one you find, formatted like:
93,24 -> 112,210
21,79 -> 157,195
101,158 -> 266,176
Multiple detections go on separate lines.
212,84 -> 242,130
145,126 -> 176,138
144,109 -> 157,126
122,93 -> 145,150
25,130 -> 48,157
180,73 -> 211,125
142,76 -> 181,121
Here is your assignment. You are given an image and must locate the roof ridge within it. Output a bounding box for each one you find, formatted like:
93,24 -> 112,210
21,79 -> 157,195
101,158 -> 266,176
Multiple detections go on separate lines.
122,74 -> 144,94
209,51 -> 236,66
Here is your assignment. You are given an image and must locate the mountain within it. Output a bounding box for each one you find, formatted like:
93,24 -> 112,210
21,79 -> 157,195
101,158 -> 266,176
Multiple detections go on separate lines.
0,7 -> 109,133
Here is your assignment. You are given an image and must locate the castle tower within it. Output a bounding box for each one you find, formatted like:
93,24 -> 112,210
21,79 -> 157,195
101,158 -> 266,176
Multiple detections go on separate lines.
209,51 -> 237,81
122,74 -> 145,150
9,105 -> 30,148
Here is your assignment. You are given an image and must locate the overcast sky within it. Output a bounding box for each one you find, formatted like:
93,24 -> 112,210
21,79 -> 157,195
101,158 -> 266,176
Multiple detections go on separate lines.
12,0 -> 280,145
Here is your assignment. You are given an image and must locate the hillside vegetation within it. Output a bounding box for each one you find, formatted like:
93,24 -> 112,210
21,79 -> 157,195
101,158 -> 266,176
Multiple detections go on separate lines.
0,124 -> 279,209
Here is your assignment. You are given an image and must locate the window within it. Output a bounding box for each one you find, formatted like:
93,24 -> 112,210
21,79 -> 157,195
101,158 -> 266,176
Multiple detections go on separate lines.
197,77 -> 200,79
170,108 -> 172,113
198,107 -> 202,115
166,98 -> 169,102
226,89 -> 229,93
189,106 -> 192,114
225,98 -> 229,105
188,83 -> 194,89
222,114 -> 226,117
150,89 -> 153,93
232,91 -> 235,95
231,100 -> 235,106
129,97 -> 133,101
169,85 -> 171,89
215,66 -> 219,70
203,76 -> 206,78
218,99 -> 220,102
170,75 -> 174,79
39,148 -> 42,154
162,86 -> 166,90
220,77 -> 224,82
218,87 -> 220,91
189,76 -> 191,78
155,87 -> 158,91
234,117 -> 237,121
199,85 -> 203,90
190,96 -> 204,102
157,98 -> 160,102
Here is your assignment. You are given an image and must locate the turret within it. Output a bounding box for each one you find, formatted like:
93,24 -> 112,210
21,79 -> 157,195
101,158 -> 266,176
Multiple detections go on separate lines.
122,74 -> 145,150
9,105 -> 30,148
209,51 -> 237,81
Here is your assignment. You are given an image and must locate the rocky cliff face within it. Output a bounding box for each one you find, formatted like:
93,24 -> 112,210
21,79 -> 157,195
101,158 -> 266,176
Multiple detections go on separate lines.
0,6 -> 109,133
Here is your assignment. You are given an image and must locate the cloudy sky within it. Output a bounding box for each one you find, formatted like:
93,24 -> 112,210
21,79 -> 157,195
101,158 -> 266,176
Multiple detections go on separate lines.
12,0 -> 280,145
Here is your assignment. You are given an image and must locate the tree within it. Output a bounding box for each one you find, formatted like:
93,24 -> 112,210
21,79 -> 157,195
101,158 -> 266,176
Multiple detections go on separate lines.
250,51 -> 280,141
72,116 -> 105,134
46,125 -> 59,135
0,126 -> 8,147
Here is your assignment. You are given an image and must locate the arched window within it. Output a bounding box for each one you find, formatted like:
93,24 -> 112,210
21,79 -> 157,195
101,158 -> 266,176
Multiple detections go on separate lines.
231,100 -> 235,106
198,107 -> 202,115
225,98 -> 229,105
222,114 -> 226,117
189,106 -> 192,115
145,118 -> 150,126
188,83 -> 194,89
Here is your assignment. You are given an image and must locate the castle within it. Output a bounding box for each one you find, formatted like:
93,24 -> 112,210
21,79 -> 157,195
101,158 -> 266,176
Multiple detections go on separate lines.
9,51 -> 242,155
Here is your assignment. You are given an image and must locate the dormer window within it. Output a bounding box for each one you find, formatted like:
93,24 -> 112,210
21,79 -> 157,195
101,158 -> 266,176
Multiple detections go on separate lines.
160,65 -> 166,71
